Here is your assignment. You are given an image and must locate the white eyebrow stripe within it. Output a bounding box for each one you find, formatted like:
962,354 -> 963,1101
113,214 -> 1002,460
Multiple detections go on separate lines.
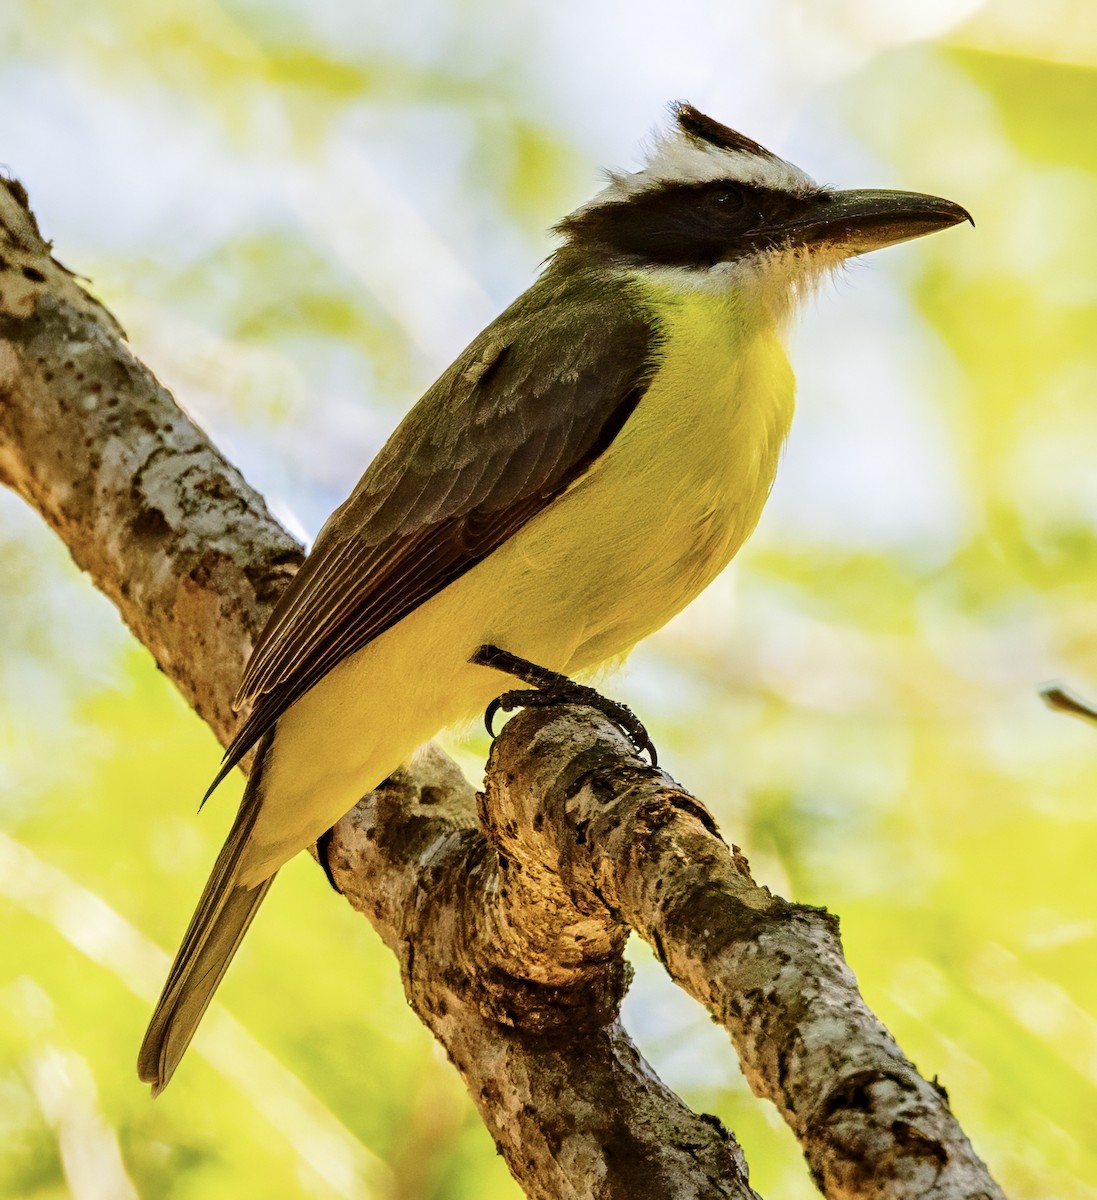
587,131 -> 817,209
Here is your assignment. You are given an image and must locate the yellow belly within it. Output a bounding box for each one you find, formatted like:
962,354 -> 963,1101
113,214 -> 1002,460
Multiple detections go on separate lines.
245,284 -> 795,882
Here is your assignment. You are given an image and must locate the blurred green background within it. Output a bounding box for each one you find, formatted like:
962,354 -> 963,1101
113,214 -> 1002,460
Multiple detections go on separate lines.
2,0 -> 1096,1196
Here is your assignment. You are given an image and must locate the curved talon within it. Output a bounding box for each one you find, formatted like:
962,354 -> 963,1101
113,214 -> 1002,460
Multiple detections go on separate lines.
483,686 -> 658,765
485,689 -> 527,738
315,827 -> 344,894
476,645 -> 659,764
613,713 -> 658,767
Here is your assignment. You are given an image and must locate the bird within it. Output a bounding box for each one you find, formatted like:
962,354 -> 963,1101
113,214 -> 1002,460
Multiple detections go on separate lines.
138,102 -> 970,1093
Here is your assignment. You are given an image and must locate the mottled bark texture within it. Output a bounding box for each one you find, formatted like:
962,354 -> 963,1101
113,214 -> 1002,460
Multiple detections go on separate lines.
0,179 -> 302,751
0,175 -> 1005,1199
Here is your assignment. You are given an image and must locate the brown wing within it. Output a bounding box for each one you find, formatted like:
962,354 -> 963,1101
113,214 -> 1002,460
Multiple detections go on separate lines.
205,267 -> 657,798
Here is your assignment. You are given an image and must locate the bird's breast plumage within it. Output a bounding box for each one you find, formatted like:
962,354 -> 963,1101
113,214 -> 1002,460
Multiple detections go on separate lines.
251,275 -> 795,877
521,276 -> 796,668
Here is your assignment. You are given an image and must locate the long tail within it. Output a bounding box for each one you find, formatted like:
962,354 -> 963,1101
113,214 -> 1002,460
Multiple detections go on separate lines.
138,732 -> 276,1095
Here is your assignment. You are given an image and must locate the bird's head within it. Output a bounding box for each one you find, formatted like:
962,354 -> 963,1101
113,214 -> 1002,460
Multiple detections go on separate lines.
555,102 -> 971,316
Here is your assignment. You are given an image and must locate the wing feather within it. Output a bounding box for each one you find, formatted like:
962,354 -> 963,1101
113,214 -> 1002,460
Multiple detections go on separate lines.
206,267 -> 657,799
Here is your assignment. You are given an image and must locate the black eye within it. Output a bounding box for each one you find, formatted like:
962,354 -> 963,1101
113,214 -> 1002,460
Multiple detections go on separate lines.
711,187 -> 745,208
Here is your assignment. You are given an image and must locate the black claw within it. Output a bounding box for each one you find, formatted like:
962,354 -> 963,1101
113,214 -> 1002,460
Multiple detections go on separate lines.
473,644 -> 659,765
315,827 -> 344,894
484,696 -> 502,738
595,696 -> 657,766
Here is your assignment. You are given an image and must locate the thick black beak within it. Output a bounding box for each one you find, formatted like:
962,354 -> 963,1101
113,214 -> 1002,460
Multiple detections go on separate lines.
772,188 -> 973,256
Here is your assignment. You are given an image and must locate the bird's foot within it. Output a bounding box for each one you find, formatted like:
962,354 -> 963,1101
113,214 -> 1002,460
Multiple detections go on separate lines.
471,643 -> 658,766
315,827 -> 344,894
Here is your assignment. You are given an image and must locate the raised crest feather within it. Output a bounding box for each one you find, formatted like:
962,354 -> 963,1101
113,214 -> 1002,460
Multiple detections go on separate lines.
572,103 -> 818,209
672,102 -> 777,161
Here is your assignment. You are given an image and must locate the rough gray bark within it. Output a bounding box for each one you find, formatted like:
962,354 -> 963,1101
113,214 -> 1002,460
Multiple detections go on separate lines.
0,179 -> 302,753
483,712 -> 1005,1199
0,174 -> 1006,1200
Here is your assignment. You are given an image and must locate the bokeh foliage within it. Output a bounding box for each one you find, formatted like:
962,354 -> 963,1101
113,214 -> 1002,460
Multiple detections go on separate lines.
1,1 -> 1095,1197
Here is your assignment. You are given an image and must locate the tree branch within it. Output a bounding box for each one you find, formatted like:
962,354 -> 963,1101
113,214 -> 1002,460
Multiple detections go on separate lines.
0,174 -> 1005,1199
484,709 -> 1006,1199
0,176 -> 755,1199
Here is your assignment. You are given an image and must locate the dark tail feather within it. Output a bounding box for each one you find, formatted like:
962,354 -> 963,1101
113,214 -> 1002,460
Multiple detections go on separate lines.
138,733 -> 276,1095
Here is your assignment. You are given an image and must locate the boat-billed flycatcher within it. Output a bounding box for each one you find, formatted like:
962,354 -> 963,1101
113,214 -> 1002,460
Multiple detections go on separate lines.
139,103 -> 970,1092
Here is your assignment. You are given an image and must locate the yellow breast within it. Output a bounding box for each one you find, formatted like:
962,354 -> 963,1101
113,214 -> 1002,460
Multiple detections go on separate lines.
633,280 -> 795,569
516,276 -> 797,667
256,277 -> 796,875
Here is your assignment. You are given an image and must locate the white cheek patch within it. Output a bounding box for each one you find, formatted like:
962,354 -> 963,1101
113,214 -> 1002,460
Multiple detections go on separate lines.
635,244 -> 848,331
595,128 -> 817,206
